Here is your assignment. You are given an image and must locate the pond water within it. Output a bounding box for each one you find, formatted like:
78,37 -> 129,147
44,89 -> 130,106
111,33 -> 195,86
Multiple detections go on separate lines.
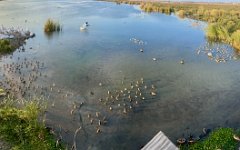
171,0 -> 239,2
1,0 -> 240,149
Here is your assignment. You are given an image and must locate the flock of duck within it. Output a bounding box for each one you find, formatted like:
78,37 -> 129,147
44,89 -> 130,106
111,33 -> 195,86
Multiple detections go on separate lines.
130,37 -> 147,54
97,78 -> 157,115
196,42 -> 238,63
176,128 -> 211,146
0,56 -> 45,99
1,26 -> 240,148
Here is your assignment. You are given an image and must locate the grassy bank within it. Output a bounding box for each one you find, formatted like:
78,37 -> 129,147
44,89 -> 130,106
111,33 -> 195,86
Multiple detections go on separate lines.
180,128 -> 239,150
111,0 -> 240,51
0,97 -> 64,150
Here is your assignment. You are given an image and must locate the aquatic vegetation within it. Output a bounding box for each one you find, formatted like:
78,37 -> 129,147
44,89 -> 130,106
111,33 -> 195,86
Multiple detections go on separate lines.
140,2 -> 240,51
0,39 -> 13,53
44,18 -> 62,33
0,88 -> 6,97
231,30 -> 240,50
180,128 -> 238,150
177,10 -> 185,18
112,1 -> 240,51
0,98 -> 64,150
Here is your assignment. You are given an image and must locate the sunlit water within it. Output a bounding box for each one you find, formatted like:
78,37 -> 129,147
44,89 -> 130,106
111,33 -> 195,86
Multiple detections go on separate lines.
1,0 -> 240,149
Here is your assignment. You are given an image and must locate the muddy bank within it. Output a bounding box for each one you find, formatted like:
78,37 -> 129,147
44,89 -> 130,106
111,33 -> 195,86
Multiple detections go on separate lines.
0,26 -> 35,54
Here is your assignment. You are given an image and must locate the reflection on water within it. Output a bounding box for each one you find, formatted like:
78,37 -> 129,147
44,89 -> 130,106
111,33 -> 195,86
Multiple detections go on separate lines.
1,0 -> 240,149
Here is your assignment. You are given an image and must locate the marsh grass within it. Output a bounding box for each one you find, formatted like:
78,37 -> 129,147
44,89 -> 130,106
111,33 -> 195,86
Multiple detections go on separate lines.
180,128 -> 238,150
139,2 -> 240,51
0,97 -> 64,150
44,19 -> 62,33
0,39 -> 13,53
112,0 -> 240,51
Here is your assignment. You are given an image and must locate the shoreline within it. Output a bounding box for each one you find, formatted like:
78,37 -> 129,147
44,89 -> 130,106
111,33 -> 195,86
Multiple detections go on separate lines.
105,0 -> 240,51
105,0 -> 240,5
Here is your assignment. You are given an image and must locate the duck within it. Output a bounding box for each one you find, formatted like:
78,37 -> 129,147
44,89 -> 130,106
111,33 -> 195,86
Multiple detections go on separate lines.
180,59 -> 184,64
207,52 -> 213,57
152,58 -> 157,61
80,25 -> 87,31
233,134 -> 240,141
177,138 -> 186,144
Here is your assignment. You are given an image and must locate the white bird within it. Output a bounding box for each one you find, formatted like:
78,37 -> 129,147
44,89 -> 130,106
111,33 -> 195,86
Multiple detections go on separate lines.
207,52 -> 213,57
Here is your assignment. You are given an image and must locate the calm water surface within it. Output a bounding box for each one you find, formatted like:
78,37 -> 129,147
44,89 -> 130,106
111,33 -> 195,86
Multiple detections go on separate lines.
1,0 -> 240,149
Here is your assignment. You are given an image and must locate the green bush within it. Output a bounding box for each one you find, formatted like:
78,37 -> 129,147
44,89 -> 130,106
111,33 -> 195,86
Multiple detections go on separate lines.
206,24 -> 218,40
181,128 -> 238,150
231,30 -> 240,50
0,99 -> 64,150
0,39 -> 13,53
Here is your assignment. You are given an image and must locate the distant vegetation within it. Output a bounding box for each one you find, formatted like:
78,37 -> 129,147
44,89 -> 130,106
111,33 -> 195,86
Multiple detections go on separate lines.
0,97 -> 64,150
44,18 -> 62,33
0,39 -> 13,53
113,1 -> 240,51
180,128 -> 238,150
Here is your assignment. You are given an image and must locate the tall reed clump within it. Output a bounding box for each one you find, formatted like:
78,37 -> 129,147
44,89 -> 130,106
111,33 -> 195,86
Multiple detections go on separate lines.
44,18 -> 61,33
0,98 -> 64,149
135,1 -> 240,51
231,30 -> 240,50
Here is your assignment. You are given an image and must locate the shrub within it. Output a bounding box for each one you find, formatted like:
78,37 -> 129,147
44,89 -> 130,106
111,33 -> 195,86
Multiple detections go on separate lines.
181,128 -> 238,150
44,18 -> 61,33
0,99 -> 64,150
231,30 -> 240,50
0,39 -> 13,53
206,24 -> 218,40
177,10 -> 185,18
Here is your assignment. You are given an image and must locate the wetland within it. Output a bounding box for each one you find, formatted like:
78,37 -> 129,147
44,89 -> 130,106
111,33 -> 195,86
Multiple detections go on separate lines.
0,0 -> 240,149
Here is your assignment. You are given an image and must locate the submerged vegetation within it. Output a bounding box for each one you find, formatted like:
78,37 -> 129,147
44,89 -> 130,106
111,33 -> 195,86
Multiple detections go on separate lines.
44,18 -> 62,33
180,128 -> 238,150
113,1 -> 240,51
0,39 -> 13,53
0,97 -> 64,150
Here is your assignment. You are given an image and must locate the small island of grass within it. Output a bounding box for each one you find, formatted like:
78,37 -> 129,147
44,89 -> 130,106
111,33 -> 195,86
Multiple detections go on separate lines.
44,18 -> 62,33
